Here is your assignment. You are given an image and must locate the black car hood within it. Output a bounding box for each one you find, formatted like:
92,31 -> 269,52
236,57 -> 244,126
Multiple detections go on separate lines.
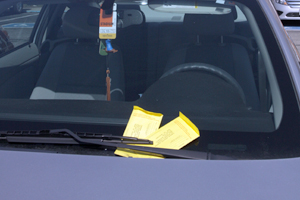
1,150 -> 300,199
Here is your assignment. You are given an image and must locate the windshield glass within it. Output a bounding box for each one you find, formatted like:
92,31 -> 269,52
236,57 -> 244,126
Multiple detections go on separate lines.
0,0 -> 298,160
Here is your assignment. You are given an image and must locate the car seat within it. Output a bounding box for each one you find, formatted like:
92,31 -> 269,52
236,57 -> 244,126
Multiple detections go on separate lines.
163,13 -> 260,110
30,5 -> 125,101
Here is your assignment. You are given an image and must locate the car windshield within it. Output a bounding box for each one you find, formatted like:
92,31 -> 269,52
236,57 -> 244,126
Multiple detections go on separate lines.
0,0 -> 299,160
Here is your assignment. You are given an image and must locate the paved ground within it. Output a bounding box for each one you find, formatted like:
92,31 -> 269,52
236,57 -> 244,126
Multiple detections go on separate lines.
287,30 -> 300,53
283,21 -> 300,53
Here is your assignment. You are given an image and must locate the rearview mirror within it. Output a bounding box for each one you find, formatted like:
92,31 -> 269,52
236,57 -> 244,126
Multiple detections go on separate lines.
148,0 -> 236,17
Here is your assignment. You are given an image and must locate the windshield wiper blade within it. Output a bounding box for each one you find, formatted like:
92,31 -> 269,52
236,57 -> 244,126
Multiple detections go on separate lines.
0,129 -> 230,160
0,130 -> 152,144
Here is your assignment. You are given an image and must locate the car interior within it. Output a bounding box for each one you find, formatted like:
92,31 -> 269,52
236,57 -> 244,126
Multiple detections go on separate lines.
0,0 -> 283,133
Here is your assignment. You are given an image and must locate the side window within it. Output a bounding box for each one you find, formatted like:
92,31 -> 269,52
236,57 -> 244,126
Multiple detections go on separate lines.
235,6 -> 247,22
0,3 -> 42,55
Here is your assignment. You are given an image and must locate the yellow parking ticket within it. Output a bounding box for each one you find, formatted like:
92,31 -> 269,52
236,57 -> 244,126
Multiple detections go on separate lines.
122,106 -> 163,138
146,112 -> 200,150
114,106 -> 163,157
115,112 -> 200,159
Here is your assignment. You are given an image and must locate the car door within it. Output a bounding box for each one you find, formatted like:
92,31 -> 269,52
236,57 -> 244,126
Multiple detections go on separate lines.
0,1 -> 50,98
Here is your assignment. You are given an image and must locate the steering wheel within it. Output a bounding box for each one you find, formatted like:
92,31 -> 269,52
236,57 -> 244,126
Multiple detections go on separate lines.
160,63 -> 246,104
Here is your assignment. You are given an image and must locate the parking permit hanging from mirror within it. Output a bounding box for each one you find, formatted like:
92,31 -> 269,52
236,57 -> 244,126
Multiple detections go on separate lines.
99,3 -> 117,40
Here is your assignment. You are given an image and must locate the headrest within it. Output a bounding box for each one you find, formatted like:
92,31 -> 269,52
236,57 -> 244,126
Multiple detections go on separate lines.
183,13 -> 235,36
62,6 -> 100,39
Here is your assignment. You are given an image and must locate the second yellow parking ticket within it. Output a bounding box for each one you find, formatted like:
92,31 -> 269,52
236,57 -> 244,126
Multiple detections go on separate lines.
115,106 -> 200,159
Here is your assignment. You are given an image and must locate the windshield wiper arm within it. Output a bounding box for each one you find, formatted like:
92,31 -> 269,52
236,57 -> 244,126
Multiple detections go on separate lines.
0,129 -> 229,160
52,129 -> 209,159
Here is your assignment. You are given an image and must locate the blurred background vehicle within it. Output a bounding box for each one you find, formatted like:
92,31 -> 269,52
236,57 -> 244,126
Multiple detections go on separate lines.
11,2 -> 23,13
271,0 -> 300,20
